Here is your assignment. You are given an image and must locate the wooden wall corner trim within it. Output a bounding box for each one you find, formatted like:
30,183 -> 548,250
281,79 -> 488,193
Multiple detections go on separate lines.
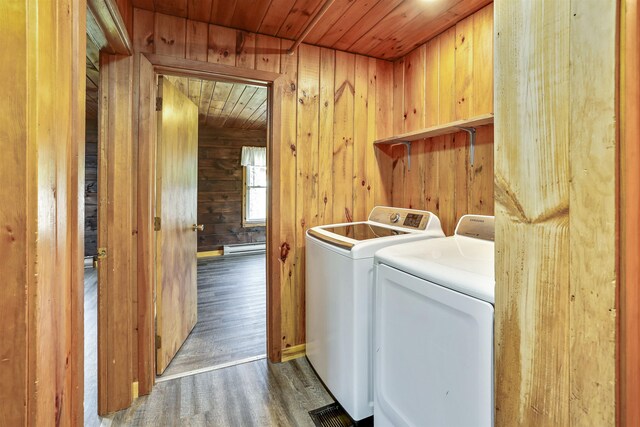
88,0 -> 133,55
281,344 -> 306,362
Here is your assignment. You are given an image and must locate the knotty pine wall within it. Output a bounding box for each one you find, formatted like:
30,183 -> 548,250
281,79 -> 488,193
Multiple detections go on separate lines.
131,7 -> 393,358
86,119 -> 99,256
389,3 -> 494,235
495,0 -> 617,424
0,0 -> 86,424
197,126 -> 267,252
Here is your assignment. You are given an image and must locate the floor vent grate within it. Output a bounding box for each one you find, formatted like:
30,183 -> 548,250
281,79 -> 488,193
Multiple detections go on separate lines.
308,403 -> 354,427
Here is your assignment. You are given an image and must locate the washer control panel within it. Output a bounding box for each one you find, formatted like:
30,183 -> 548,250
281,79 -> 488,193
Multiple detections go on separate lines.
369,206 -> 437,231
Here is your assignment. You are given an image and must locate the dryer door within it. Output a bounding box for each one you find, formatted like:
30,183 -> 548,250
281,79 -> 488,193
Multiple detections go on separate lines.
374,264 -> 494,427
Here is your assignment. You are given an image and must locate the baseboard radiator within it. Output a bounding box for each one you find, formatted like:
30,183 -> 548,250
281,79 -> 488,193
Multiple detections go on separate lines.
223,243 -> 266,256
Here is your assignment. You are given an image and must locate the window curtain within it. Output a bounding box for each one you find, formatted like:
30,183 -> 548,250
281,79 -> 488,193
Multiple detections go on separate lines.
240,146 -> 267,167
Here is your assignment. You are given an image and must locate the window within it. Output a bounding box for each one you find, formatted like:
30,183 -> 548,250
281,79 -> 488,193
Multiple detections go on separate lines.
244,165 -> 267,225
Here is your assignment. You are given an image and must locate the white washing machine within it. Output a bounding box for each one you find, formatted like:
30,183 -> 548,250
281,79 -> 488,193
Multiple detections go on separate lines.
305,206 -> 445,422
374,215 -> 495,427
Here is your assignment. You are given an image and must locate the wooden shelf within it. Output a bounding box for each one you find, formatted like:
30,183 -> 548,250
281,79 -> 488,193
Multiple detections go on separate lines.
373,114 -> 494,170
373,114 -> 494,146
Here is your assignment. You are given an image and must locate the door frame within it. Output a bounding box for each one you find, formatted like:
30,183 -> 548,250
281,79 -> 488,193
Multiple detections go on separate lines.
135,53 -> 284,393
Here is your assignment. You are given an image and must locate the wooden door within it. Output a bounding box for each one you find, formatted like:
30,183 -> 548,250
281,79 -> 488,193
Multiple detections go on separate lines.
155,76 -> 199,375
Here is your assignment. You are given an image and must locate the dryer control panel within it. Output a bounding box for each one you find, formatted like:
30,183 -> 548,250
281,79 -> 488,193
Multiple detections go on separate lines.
368,206 -> 440,232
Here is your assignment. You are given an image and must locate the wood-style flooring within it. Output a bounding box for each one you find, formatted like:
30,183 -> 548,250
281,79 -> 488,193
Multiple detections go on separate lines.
84,267 -> 101,427
105,357 -> 334,426
160,254 -> 267,378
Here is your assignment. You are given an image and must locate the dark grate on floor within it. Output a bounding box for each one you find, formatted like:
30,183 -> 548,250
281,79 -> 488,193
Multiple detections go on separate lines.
309,403 -> 355,427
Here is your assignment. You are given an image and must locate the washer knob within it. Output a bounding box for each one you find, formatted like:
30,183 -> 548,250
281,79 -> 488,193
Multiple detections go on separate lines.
389,213 -> 400,223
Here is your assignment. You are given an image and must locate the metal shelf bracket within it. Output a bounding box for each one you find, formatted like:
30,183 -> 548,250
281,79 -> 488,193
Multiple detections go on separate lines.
397,141 -> 411,171
457,126 -> 477,166
373,141 -> 412,171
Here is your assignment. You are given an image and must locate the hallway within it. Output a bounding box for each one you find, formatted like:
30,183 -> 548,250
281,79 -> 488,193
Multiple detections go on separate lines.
104,357 -> 332,426
160,253 -> 267,379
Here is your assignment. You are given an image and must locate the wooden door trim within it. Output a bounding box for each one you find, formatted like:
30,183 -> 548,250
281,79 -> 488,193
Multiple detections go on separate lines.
87,0 -> 132,55
135,53 -> 284,391
620,0 -> 640,424
144,53 -> 281,86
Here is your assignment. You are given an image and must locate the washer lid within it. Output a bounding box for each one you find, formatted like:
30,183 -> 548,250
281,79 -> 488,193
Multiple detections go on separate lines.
375,235 -> 495,304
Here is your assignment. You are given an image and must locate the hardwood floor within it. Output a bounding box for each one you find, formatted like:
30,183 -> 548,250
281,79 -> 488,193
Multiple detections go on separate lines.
160,254 -> 267,378
105,357 -> 334,426
84,267 -> 101,427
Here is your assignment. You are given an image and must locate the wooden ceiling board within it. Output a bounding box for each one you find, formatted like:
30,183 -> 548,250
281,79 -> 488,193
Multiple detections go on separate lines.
246,111 -> 266,130
165,75 -> 268,129
132,0 -> 493,60
258,0 -> 297,35
276,0 -> 325,39
222,85 -> 257,127
155,0 -> 187,16
86,35 -> 101,119
212,84 -> 245,127
328,0 -> 403,50
242,100 -> 267,128
187,0 -> 212,21
210,0 -> 236,25
365,0 -> 491,59
303,0 -> 373,45
228,88 -> 266,128
229,0 -> 272,33
347,1 -> 426,54
198,80 -> 216,122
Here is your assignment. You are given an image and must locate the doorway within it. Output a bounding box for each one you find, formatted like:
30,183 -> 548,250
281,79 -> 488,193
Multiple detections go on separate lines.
154,74 -> 269,381
83,34 -> 101,427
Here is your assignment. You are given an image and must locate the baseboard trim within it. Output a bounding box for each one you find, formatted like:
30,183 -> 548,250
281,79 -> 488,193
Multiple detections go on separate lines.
281,344 -> 306,362
197,250 -> 224,258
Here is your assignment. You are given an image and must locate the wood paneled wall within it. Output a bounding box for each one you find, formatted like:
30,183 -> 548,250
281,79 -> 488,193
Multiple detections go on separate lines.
131,8 -> 394,355
0,0 -> 86,424
621,1 -> 640,424
494,0 -> 617,425
197,126 -> 267,252
388,3 -> 494,235
86,119 -> 99,256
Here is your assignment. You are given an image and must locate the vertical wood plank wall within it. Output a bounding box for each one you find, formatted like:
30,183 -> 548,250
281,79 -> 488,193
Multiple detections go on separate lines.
86,119 -> 99,256
131,8 -> 394,358
494,0 -> 617,425
197,127 -> 267,252
621,0 -> 640,424
389,4 -> 494,235
0,0 -> 86,424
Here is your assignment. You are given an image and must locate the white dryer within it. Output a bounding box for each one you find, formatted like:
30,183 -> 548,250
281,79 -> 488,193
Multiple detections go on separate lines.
374,215 -> 495,427
305,206 -> 445,422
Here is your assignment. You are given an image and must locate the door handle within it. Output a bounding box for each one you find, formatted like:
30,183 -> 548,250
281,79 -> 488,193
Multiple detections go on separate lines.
93,247 -> 107,268
192,224 -> 204,232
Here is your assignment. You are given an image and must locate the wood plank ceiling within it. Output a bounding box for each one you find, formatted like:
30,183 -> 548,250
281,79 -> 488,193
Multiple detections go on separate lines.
164,75 -> 268,130
130,0 -> 492,60
86,36 -> 100,119
85,35 -> 267,129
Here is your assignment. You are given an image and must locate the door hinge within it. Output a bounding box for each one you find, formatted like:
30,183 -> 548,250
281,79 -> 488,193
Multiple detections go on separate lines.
156,96 -> 163,111
155,335 -> 162,349
154,217 -> 161,231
